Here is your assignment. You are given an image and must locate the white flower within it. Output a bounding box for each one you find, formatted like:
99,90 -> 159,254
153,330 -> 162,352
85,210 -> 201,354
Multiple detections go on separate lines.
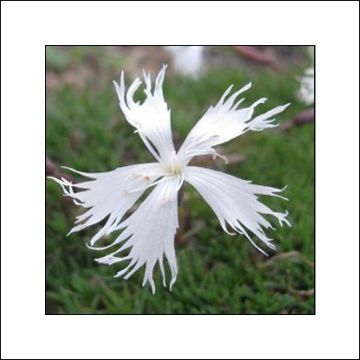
49,65 -> 291,294
165,46 -> 204,78
297,68 -> 314,105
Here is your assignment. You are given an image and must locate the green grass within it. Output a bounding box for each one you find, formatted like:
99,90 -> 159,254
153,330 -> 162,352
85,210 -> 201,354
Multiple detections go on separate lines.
46,46 -> 314,314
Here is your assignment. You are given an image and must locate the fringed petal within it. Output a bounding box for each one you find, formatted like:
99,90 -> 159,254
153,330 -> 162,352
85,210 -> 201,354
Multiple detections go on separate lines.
178,83 -> 290,164
113,65 -> 176,165
94,176 -> 180,294
184,166 -> 290,256
48,163 -> 165,246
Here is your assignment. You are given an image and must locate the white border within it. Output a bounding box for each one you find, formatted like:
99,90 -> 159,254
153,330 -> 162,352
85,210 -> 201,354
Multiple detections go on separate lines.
2,1 -> 359,359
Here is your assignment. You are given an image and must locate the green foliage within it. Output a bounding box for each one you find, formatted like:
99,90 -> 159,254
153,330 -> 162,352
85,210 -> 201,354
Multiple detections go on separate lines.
46,47 -> 314,314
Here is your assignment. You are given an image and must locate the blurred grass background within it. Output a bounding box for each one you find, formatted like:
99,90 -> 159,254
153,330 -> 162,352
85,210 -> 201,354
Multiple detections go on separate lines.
46,46 -> 314,314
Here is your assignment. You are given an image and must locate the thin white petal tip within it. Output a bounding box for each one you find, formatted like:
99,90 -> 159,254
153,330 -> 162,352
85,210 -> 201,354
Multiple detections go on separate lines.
252,97 -> 267,108
94,257 -> 114,266
243,82 -> 252,90
258,247 -> 269,257
85,241 -> 117,251
169,278 -> 176,291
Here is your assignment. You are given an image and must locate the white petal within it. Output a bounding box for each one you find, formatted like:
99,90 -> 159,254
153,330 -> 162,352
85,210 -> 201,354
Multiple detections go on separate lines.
113,65 -> 176,164
95,176 -> 180,294
165,46 -> 204,78
297,67 -> 314,105
248,103 -> 291,131
184,166 -> 290,255
48,163 -> 165,246
178,84 -> 290,164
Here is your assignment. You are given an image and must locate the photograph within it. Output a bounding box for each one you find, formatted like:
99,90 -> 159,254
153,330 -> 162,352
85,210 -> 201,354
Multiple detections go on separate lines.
3,2 -> 359,359
45,45 -> 315,315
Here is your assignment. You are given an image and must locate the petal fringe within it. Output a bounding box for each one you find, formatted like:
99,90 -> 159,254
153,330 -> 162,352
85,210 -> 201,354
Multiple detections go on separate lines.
49,163 -> 165,246
178,84 -> 290,164
184,166 -> 290,255
113,65 -> 176,165
95,176 -> 180,293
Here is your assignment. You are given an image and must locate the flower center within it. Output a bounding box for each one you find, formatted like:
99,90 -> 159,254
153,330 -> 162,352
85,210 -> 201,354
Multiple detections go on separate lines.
171,161 -> 183,176
162,151 -> 184,176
